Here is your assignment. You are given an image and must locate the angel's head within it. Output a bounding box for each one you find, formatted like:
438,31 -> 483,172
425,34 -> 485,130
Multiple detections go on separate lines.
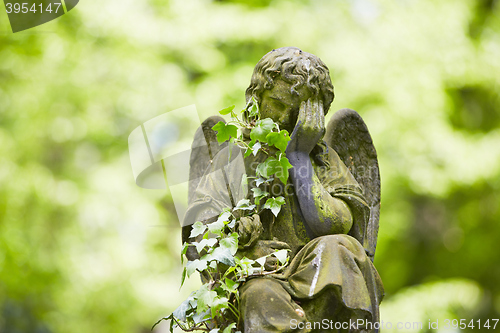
245,47 -> 335,132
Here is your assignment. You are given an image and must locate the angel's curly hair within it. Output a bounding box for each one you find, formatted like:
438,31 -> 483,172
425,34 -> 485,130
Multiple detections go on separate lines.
245,47 -> 334,167
245,47 -> 335,115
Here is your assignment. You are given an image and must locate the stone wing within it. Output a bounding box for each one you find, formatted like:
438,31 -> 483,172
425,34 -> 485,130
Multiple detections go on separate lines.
182,115 -> 228,244
324,108 -> 381,262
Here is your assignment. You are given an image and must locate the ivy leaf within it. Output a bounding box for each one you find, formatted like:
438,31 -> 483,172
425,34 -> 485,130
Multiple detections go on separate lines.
186,259 -> 208,277
172,295 -> 194,321
217,211 -> 232,224
255,177 -> 273,187
223,277 -> 239,292
273,249 -> 289,265
251,187 -> 269,198
263,196 -> 285,217
251,187 -> 269,205
195,285 -> 218,315
192,309 -> 211,323
276,156 -> 293,184
208,219 -> 225,235
181,242 -> 190,264
248,103 -> 259,118
180,267 -> 187,289
220,232 -> 238,255
256,156 -> 292,183
246,97 -> 259,118
223,266 -> 236,279
210,296 -> 229,319
244,141 -> 262,158
257,155 -> 293,184
234,199 -> 256,211
251,141 -> 262,155
194,238 -> 218,253
213,121 -> 238,144
223,323 -> 237,333
266,130 -> 291,153
236,257 -> 255,276
219,105 -> 235,115
190,221 -> 207,238
210,246 -> 236,266
250,118 -> 275,143
255,256 -> 266,267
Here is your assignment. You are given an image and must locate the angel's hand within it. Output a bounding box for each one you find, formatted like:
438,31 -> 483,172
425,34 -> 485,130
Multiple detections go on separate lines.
237,214 -> 263,249
238,239 -> 291,271
286,98 -> 325,155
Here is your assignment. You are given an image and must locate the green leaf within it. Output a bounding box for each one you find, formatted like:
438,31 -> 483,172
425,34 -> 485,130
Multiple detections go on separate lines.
186,259 -> 208,277
207,219 -> 225,235
244,141 -> 261,158
234,198 -> 256,211
257,156 -> 293,183
249,103 -> 258,118
180,267 -> 187,289
255,177 -> 272,187
210,329 -> 220,333
192,309 -> 211,323
263,196 -> 285,217
211,247 -> 236,266
255,256 -> 266,267
172,296 -> 194,321
246,97 -> 259,118
273,249 -> 289,265
266,130 -> 291,153
251,141 -> 262,156
223,266 -> 237,279
224,277 -> 239,292
223,323 -> 237,333
218,211 -> 232,224
276,156 -> 293,183
219,105 -> 235,115
210,296 -> 229,318
181,242 -> 190,264
213,121 -> 238,144
236,256 -> 255,276
220,232 -> 238,255
251,187 -> 269,205
193,238 -> 217,253
195,285 -> 218,315
190,221 -> 207,238
250,118 -> 275,143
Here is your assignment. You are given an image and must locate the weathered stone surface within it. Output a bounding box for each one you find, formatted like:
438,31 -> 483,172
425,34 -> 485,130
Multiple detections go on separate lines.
185,47 -> 384,333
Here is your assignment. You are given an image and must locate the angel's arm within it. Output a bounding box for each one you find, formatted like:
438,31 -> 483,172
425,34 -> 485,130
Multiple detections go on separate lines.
286,99 -> 353,239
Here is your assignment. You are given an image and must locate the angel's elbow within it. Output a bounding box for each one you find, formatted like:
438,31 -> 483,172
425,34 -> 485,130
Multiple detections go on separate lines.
313,199 -> 353,236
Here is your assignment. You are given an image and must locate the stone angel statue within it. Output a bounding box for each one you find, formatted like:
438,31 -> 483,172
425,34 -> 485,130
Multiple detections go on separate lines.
182,47 -> 384,333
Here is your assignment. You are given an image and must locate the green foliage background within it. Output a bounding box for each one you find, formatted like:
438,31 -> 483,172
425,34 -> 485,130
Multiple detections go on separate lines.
1,0 -> 500,332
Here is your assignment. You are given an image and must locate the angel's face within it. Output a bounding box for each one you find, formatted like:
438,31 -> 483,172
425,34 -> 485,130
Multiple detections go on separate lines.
259,78 -> 313,133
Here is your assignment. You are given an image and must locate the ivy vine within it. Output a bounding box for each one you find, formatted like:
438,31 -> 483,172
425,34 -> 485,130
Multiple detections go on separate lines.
153,99 -> 293,333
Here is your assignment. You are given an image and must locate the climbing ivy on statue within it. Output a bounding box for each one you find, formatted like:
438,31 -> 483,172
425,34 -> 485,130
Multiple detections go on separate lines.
153,100 -> 293,332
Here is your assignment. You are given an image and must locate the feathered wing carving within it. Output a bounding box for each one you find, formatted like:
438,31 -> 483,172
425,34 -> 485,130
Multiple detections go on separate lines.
325,108 -> 381,262
182,116 -> 228,244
